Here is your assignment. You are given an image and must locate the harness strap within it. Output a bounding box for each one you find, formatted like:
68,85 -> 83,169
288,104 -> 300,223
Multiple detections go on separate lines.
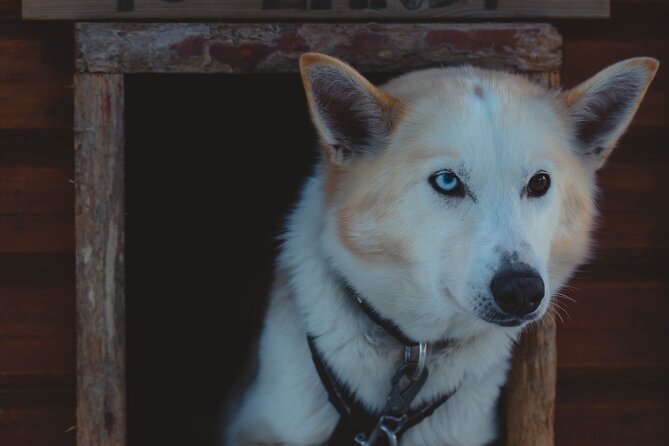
307,335 -> 455,445
307,334 -> 355,417
341,282 -> 418,347
307,335 -> 380,444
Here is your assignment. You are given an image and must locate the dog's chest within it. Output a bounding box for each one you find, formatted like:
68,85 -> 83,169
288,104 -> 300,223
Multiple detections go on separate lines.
319,330 -> 483,412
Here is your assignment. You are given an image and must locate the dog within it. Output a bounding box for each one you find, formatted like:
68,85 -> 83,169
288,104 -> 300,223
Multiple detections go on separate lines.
224,53 -> 658,446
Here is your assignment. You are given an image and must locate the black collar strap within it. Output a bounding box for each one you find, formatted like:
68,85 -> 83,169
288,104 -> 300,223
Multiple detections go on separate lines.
341,281 -> 419,347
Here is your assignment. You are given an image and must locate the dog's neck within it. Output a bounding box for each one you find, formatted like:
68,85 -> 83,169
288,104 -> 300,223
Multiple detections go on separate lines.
336,275 -> 421,347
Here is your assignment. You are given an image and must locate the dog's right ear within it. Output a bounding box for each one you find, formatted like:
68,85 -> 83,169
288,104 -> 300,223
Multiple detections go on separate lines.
560,57 -> 659,170
299,53 -> 402,165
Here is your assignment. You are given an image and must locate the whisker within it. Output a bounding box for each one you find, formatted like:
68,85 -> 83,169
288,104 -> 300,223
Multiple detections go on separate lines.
548,302 -> 566,324
554,292 -> 577,304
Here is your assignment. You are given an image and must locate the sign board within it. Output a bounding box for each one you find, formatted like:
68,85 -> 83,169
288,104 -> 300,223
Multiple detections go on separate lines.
24,0 -> 609,20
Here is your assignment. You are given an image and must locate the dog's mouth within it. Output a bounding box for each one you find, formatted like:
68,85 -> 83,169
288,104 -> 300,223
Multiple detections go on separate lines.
446,288 -> 543,328
478,311 -> 539,328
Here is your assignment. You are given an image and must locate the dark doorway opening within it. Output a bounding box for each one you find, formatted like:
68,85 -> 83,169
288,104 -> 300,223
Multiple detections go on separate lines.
125,74 -> 319,446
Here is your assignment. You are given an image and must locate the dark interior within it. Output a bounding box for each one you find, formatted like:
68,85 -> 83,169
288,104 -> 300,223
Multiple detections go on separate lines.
125,74 -> 316,446
125,73 -> 405,446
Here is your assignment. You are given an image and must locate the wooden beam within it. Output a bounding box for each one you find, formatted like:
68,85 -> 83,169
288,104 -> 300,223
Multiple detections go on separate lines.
507,317 -> 557,446
76,23 -> 561,74
24,0 -> 609,20
74,74 -> 126,446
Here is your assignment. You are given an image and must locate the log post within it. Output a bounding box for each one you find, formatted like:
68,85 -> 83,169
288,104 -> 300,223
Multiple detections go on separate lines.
74,74 -> 126,446
506,317 -> 557,445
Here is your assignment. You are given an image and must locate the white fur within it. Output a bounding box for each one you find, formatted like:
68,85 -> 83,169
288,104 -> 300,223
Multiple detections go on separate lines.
224,55 -> 658,446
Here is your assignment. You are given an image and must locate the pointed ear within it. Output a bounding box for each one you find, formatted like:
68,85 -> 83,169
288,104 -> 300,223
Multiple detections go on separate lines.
561,57 -> 659,169
299,53 -> 402,165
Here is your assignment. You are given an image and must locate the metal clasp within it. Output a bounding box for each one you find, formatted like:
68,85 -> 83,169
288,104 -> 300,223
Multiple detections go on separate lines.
354,414 -> 405,446
354,342 -> 429,446
404,342 -> 428,381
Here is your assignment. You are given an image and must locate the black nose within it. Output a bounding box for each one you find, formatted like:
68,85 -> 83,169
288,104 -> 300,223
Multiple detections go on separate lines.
490,270 -> 544,316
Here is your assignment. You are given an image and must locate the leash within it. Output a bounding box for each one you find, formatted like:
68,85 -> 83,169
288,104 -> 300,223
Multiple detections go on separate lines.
307,280 -> 457,445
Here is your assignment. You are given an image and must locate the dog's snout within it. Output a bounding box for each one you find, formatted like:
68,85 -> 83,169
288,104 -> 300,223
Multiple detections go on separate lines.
490,270 -> 544,316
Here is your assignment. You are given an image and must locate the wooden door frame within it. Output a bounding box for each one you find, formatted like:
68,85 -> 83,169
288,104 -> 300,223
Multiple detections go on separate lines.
73,22 -> 561,446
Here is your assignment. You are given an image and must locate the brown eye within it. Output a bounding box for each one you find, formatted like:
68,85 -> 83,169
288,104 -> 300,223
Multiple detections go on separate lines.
527,173 -> 550,197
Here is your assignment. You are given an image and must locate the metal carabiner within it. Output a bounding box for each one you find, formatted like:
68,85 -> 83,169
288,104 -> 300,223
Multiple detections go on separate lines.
354,415 -> 404,446
403,342 -> 428,381
353,422 -> 386,446
378,424 -> 399,446
354,430 -> 380,446
354,343 -> 429,446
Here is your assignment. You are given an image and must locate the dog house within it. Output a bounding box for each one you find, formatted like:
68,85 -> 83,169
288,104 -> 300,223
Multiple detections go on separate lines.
69,22 -> 563,446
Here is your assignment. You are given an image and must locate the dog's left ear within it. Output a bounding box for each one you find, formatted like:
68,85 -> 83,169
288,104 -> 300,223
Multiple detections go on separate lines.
299,53 -> 402,165
561,57 -> 659,170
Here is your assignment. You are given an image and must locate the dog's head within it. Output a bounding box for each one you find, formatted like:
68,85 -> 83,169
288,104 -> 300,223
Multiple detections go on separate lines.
299,53 -> 658,341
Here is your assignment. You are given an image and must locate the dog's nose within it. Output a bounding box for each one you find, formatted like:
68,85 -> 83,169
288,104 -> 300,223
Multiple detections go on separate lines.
490,270 -> 544,316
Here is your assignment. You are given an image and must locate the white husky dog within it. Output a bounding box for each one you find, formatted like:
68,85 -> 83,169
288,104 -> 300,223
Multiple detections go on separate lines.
225,54 -> 658,446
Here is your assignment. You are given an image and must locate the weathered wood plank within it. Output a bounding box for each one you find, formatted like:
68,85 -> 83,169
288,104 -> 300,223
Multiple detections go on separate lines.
0,255 -> 75,375
0,387 -> 75,446
0,252 -> 74,287
0,166 -> 73,214
558,329 -> 669,371
556,279 -> 669,380
556,381 -> 669,446
24,0 -> 609,20
0,23 -> 73,130
0,332 -> 75,374
0,129 -> 73,167
507,317 -> 557,446
0,286 -> 75,337
0,214 -> 73,253
594,211 -> 668,249
75,22 -> 562,74
74,74 -> 125,446
505,69 -> 559,446
557,279 -> 669,331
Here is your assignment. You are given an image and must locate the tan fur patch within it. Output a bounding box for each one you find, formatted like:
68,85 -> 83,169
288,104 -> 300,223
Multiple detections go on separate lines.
546,145 -> 595,282
324,161 -> 344,205
332,145 -> 438,265
335,159 -> 399,263
336,194 -> 408,264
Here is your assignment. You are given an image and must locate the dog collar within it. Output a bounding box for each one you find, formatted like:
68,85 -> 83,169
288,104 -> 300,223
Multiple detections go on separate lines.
340,278 -> 420,347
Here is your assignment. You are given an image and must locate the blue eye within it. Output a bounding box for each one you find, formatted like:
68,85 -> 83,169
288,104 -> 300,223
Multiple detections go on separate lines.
429,170 -> 464,197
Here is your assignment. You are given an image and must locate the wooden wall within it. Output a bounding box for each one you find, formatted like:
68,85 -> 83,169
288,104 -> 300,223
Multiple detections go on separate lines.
0,12 -> 76,446
0,1 -> 666,445
556,2 -> 669,443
